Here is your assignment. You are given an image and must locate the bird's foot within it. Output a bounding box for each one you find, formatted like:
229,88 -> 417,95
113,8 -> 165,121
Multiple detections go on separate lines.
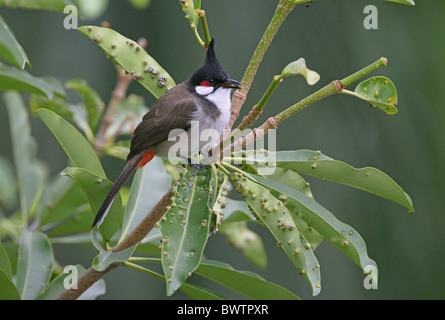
181,157 -> 211,176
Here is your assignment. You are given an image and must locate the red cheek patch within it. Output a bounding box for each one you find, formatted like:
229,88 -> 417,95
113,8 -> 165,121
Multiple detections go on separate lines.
200,80 -> 211,87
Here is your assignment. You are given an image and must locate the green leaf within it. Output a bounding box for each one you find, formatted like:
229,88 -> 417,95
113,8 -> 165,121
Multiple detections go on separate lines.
38,264 -> 105,300
216,182 -> 268,269
37,175 -> 92,237
0,0 -> 75,11
16,229 -> 54,300
343,76 -> 398,115
78,26 -> 176,99
49,233 -> 92,245
92,236 -> 137,272
0,269 -> 21,300
249,173 -> 378,286
124,260 -> 227,299
0,65 -> 57,98
280,58 -> 320,85
221,198 -> 256,224
66,78 -> 105,131
252,166 -> 323,249
0,241 -> 12,280
0,155 -> 16,208
29,94 -> 73,121
231,173 -> 321,296
0,15 -> 30,69
220,221 -> 267,269
241,150 -> 414,212
179,281 -> 227,300
210,170 -> 229,230
160,167 -> 213,296
179,0 -> 200,28
103,142 -> 130,160
41,76 -> 66,98
120,157 -> 171,241
195,260 -> 300,300
61,167 -> 122,242
385,0 -> 415,5
35,108 -> 106,177
4,91 -> 46,220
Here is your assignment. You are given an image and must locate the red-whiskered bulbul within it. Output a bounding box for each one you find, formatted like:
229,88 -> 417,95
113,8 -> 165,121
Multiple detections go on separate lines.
92,39 -> 240,228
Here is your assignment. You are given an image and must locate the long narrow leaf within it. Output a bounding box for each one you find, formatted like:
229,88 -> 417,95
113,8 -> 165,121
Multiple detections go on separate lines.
78,26 -> 175,99
66,78 -> 105,131
231,173 -> 321,296
5,91 -> 46,221
250,173 -> 378,286
0,0 -> 75,11
0,241 -> 12,280
0,270 -> 21,300
0,15 -> 29,69
237,150 -> 414,212
35,108 -> 106,177
195,260 -> 300,300
16,229 -> 54,300
0,65 -> 55,98
252,165 -> 323,249
61,167 -> 122,242
159,167 -> 213,296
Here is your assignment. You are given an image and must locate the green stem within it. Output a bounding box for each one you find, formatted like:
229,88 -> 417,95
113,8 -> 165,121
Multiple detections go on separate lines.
227,0 -> 297,129
193,28 -> 205,47
128,256 -> 161,263
216,74 -> 283,156
124,261 -> 165,281
198,10 -> 211,47
256,75 -> 283,112
340,57 -> 387,87
220,161 -> 246,176
274,80 -> 341,123
221,57 -> 388,157
216,162 -> 231,176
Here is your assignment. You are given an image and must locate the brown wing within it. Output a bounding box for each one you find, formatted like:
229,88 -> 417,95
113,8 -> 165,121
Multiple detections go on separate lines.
127,83 -> 196,160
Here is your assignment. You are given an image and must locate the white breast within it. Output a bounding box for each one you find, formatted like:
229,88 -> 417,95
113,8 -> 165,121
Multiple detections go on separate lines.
204,87 -> 232,134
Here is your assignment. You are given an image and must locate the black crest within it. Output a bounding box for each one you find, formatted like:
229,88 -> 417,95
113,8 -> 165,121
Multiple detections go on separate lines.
189,39 -> 230,87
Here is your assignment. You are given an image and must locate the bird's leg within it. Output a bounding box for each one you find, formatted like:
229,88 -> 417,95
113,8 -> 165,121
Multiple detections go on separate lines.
181,156 -> 210,176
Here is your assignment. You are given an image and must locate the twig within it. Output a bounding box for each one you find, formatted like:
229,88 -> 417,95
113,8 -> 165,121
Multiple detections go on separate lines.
56,188 -> 174,300
198,10 -> 211,47
221,57 -> 388,157
227,0 -> 297,129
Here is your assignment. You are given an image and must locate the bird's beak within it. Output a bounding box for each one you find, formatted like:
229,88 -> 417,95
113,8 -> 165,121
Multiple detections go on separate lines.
221,79 -> 241,89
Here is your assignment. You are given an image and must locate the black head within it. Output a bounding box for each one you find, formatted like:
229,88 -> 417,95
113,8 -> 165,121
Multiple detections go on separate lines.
189,39 -> 240,91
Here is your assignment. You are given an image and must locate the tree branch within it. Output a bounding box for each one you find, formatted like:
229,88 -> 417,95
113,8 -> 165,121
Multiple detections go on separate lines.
221,57 -> 388,157
227,0 -> 297,129
56,188 -> 174,300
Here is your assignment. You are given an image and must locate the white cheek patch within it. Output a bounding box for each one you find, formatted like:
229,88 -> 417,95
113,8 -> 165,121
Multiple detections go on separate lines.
195,85 -> 214,95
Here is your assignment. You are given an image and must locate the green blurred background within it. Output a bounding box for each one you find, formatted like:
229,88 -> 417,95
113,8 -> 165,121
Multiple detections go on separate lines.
0,0 -> 444,299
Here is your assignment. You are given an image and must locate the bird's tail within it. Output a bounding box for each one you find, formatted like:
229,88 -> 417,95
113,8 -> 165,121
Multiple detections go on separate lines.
91,151 -> 151,228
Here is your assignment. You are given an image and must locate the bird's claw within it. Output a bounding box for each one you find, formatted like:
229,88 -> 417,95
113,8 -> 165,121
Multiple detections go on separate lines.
181,158 -> 210,176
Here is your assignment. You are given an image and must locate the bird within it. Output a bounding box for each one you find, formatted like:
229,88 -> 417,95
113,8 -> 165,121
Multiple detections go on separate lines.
92,39 -> 240,228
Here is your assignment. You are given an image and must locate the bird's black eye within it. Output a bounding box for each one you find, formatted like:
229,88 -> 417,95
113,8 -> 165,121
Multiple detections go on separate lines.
209,79 -> 215,85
